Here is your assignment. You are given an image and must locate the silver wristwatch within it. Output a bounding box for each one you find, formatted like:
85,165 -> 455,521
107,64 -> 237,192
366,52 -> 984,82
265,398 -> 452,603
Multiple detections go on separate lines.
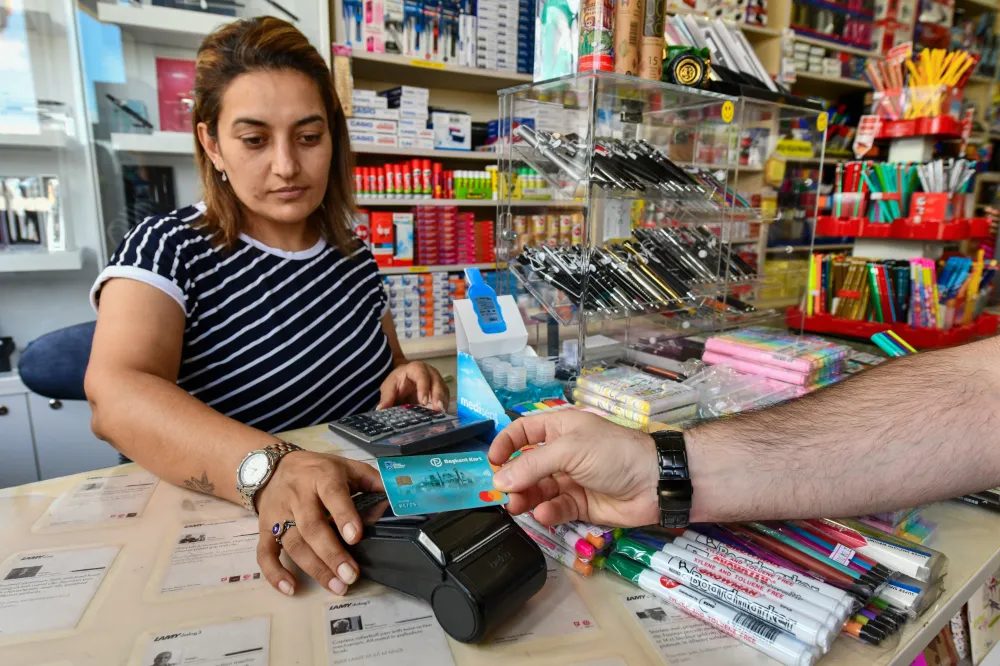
236,441 -> 303,515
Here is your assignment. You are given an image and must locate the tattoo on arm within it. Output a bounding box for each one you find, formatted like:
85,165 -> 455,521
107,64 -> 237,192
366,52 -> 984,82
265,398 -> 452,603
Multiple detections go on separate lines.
184,471 -> 215,495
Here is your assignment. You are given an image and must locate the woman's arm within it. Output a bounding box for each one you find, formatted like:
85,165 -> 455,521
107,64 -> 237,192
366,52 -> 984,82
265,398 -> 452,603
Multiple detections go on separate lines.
86,279 -> 269,500
85,279 -> 382,597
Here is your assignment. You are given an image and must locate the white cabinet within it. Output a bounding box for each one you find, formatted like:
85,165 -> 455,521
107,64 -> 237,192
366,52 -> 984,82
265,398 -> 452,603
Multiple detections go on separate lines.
28,393 -> 119,480
0,393 -> 40,487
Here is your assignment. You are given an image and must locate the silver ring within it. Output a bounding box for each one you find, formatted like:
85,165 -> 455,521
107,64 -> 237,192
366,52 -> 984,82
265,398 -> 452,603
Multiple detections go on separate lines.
272,520 -> 296,548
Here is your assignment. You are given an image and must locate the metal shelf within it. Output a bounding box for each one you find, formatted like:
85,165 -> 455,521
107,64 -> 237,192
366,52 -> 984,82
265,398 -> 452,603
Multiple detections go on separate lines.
792,34 -> 880,58
350,51 -> 531,93
357,197 -> 583,208
96,3 -> 229,49
0,129 -> 67,150
354,146 -> 498,161
0,249 -> 82,273
792,72 -> 872,91
380,262 -> 497,275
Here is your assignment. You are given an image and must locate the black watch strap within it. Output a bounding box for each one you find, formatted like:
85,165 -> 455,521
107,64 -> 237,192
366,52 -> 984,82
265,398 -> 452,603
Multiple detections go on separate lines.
650,430 -> 692,529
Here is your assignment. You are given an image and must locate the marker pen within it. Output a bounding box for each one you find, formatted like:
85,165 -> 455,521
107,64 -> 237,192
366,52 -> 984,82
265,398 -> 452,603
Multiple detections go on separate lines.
678,532 -> 854,617
606,555 -> 818,666
521,512 -> 595,559
811,519 -> 938,581
732,525 -> 860,587
516,519 -> 592,576
616,538 -> 834,651
567,520 -> 611,550
623,537 -> 843,627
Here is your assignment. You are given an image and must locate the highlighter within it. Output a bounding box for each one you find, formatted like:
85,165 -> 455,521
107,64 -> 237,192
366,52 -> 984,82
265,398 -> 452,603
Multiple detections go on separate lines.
465,268 -> 506,335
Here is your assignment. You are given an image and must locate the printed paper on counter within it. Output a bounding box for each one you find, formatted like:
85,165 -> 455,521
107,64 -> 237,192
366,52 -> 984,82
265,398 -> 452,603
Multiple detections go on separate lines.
0,545 -> 119,637
159,517 -> 261,594
491,558 -> 598,646
37,471 -> 158,529
139,616 -> 270,666
570,659 -> 629,666
325,591 -> 455,666
622,592 -> 775,665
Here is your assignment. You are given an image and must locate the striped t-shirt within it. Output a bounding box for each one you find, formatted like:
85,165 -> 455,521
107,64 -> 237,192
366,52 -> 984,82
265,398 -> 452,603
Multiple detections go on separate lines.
90,203 -> 394,434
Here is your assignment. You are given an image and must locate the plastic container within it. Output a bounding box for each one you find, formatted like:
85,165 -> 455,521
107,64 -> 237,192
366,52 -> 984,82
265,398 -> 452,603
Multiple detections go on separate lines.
503,367 -> 534,409
530,360 -> 565,401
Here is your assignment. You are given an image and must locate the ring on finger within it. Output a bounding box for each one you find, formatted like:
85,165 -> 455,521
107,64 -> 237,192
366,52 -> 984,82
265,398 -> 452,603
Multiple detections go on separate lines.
272,520 -> 296,548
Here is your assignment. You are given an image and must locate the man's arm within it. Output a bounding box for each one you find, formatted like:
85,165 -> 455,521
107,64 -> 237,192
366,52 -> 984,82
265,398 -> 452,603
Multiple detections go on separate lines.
489,336 -> 1000,527
687,335 -> 1000,522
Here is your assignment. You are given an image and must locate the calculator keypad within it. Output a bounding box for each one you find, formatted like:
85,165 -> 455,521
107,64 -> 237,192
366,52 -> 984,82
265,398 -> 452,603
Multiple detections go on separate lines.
332,405 -> 451,443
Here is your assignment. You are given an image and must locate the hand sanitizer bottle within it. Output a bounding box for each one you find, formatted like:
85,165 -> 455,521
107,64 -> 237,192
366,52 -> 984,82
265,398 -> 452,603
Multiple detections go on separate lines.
530,360 -> 564,401
492,362 -> 512,404
503,367 -> 534,409
522,355 -> 539,384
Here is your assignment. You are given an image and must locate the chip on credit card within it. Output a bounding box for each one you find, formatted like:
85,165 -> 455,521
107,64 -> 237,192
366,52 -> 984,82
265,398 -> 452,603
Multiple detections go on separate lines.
376,452 -> 508,516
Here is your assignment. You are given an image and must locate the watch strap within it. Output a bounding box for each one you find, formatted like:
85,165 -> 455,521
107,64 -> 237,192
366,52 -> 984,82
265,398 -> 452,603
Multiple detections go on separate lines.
650,430 -> 692,529
239,441 -> 303,515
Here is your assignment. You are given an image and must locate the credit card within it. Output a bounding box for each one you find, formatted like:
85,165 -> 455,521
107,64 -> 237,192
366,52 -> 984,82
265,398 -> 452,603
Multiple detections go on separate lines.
376,451 -> 508,516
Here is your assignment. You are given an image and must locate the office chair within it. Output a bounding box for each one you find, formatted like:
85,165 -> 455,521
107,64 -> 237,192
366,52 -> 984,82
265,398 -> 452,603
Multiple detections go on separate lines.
18,321 -> 131,465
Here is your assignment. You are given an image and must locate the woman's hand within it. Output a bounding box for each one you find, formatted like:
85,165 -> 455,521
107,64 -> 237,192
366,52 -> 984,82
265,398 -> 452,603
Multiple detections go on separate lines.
378,360 -> 449,410
488,410 -> 660,528
255,451 -> 383,596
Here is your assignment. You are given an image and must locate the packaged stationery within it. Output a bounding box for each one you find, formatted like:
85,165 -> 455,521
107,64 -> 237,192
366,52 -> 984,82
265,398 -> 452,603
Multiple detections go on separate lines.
575,367 -> 697,415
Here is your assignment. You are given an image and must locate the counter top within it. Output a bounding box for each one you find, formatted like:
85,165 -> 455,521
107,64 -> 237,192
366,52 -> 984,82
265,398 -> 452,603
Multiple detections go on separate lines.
1,424 -> 998,666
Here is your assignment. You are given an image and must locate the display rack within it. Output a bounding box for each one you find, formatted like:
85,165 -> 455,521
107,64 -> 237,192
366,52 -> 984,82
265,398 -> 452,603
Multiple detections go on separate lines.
495,71 -> 827,370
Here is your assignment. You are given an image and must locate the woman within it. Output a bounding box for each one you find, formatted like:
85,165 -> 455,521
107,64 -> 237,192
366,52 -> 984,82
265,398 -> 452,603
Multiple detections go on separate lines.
85,17 -> 449,599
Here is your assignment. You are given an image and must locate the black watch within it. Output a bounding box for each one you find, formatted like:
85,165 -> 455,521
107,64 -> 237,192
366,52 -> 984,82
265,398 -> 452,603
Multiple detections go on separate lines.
650,430 -> 692,528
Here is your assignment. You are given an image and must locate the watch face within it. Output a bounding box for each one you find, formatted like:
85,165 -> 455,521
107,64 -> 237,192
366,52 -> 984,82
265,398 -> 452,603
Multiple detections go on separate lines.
239,452 -> 270,486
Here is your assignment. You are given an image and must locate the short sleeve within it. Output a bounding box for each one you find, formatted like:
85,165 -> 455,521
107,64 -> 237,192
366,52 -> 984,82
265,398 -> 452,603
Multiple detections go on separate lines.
90,212 -> 204,317
350,243 -> 390,319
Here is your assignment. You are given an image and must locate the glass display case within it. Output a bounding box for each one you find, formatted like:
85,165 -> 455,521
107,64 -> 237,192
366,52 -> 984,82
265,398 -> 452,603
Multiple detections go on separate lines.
0,0 -> 101,268
495,71 -> 827,370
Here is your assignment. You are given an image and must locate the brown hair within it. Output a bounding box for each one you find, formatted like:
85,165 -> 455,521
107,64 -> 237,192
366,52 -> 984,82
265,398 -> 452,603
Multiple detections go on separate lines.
193,17 -> 357,254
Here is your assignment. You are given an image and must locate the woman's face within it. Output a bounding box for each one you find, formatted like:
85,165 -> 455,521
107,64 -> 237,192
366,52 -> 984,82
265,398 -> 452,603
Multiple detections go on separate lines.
204,68 -> 332,227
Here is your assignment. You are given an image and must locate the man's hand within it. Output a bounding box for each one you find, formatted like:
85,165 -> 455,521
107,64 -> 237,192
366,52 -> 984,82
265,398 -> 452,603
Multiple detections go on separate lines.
378,361 -> 449,410
488,410 -> 660,527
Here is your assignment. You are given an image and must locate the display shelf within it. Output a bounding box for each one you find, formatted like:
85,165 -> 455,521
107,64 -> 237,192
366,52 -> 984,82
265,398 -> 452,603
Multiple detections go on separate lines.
380,262 -> 497,275
0,129 -> 67,149
955,0 -> 999,11
792,34 -> 880,58
978,172 -> 1000,183
357,197 -> 583,208
792,71 -> 872,91
876,115 -> 963,139
766,243 -> 854,252
786,307 -> 1000,348
815,216 -> 991,241
354,146 -> 498,161
739,22 -> 781,38
350,51 -> 531,93
95,3 -> 231,49
111,131 -> 193,155
0,249 -> 82,273
22,0 -> 66,35
398,334 -> 456,360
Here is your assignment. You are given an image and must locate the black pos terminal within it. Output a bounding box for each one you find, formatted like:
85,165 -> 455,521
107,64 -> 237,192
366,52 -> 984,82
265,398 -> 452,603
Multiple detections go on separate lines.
346,492 -> 547,643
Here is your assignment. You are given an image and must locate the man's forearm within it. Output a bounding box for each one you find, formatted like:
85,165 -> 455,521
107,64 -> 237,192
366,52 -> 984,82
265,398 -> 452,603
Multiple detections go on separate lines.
685,336 -> 1000,522
88,368 -> 279,504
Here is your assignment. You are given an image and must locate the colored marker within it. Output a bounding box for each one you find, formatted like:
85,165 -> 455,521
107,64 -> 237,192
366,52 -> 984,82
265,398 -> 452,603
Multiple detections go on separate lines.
616,537 -> 837,649
516,519 -> 593,576
844,619 -> 885,645
728,525 -> 858,587
886,330 -> 917,353
605,555 -> 818,666
678,531 -> 854,617
789,521 -> 884,572
568,520 -> 611,549
751,523 -> 884,587
522,513 -> 596,559
770,523 -> 872,576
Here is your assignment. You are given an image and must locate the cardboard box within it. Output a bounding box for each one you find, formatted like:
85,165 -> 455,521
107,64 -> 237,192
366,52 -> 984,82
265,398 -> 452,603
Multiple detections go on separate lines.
399,137 -> 435,149
352,106 -> 400,121
370,211 -> 395,267
393,212 -> 414,265
398,127 -> 435,139
351,91 -> 388,108
399,117 -> 429,130
349,131 -> 399,147
347,118 -> 398,135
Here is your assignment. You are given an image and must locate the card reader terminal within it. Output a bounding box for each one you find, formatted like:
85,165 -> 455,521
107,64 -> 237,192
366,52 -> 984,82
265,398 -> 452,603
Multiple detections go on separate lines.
346,492 -> 546,642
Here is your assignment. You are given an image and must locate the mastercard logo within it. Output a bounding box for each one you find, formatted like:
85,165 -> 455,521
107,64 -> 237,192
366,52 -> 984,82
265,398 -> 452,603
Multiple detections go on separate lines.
479,490 -> 504,502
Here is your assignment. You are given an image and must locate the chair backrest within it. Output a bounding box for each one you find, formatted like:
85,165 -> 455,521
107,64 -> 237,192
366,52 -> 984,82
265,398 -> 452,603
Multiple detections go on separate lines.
17,321 -> 97,401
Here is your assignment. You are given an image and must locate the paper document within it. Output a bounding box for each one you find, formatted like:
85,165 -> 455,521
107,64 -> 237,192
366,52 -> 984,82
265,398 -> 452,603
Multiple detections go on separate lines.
159,517 -> 261,594
622,592 -> 775,665
139,616 -> 270,666
37,471 -> 158,529
0,545 -> 119,637
492,558 -> 598,645
324,591 -> 455,666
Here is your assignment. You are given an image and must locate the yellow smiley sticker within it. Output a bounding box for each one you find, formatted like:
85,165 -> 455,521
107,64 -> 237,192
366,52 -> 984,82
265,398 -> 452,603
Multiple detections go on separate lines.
817,112 -> 828,133
721,101 -> 734,124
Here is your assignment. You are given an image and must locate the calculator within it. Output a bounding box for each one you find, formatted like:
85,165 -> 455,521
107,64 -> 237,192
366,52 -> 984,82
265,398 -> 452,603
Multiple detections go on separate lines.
328,405 -> 494,457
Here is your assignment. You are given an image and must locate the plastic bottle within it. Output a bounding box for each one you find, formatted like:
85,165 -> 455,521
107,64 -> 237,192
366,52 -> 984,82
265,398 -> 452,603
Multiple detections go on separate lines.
503,367 -> 534,409
492,362 -> 512,403
522,355 -> 539,384
479,356 -> 499,382
530,360 -> 564,402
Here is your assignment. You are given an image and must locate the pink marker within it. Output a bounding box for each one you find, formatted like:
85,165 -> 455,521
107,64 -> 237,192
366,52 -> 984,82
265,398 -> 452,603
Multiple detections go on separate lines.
526,512 -> 596,559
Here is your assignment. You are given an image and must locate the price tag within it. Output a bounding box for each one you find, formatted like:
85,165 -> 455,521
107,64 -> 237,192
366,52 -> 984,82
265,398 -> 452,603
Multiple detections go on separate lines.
410,59 -> 447,70
853,115 -> 881,158
830,543 -> 856,566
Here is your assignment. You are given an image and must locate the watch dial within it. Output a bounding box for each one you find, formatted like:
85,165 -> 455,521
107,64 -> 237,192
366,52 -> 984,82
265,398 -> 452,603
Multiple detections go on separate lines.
240,453 -> 269,486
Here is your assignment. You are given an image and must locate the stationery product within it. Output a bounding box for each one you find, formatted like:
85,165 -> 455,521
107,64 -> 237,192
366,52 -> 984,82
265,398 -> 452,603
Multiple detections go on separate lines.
613,0 -> 643,75
578,0 -> 614,71
327,405 -> 494,457
520,512 -> 597,559
575,367 -> 697,415
638,0 -> 664,80
808,519 -> 947,582
606,555 -> 819,666
514,516 -> 594,575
